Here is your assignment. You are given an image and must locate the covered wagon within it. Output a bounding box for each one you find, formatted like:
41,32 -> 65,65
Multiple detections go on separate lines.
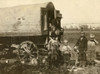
0,2 -> 62,47
0,2 -> 63,64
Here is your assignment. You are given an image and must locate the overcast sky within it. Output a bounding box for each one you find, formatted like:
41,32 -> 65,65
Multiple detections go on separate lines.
0,0 -> 100,26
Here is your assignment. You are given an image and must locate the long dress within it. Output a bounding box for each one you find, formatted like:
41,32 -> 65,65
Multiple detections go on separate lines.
87,40 -> 98,61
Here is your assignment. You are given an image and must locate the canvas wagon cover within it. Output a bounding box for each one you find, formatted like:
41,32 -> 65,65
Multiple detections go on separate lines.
0,2 -> 54,36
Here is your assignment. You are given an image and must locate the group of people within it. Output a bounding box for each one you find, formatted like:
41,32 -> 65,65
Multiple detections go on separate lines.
47,31 -> 99,69
75,32 -> 98,67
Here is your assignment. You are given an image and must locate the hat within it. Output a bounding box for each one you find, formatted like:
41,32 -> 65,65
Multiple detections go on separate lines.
90,34 -> 95,38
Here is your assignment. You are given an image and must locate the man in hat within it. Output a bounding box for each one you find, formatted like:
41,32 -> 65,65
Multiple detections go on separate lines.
87,34 -> 98,66
75,31 -> 88,67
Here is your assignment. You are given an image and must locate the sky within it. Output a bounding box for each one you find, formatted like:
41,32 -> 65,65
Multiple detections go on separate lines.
0,0 -> 100,26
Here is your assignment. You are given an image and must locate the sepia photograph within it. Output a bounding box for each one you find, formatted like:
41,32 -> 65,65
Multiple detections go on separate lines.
0,0 -> 100,74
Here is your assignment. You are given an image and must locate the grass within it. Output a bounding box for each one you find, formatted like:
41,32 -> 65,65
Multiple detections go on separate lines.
0,30 -> 100,74
63,30 -> 100,52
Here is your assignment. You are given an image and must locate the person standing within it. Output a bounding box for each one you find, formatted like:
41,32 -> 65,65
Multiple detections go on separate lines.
86,34 -> 98,66
48,37 -> 59,68
75,31 -> 88,67
60,40 -> 72,66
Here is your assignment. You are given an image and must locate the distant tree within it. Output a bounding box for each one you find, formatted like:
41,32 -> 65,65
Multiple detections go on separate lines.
79,25 -> 88,31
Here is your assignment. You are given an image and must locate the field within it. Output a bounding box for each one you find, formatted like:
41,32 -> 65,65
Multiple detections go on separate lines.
63,30 -> 100,52
0,30 -> 100,74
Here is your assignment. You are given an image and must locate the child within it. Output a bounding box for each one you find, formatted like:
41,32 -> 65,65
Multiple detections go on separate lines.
87,34 -> 98,66
60,40 -> 72,66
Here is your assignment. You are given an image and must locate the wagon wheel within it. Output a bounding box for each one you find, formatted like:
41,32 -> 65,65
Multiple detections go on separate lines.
18,41 -> 38,65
